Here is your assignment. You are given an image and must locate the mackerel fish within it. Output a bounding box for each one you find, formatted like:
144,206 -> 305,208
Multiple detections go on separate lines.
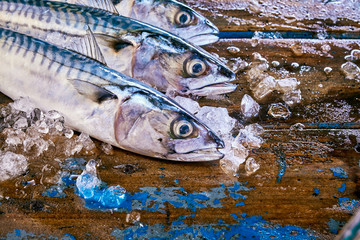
0,0 -> 236,96
0,27 -> 225,161
64,0 -> 219,45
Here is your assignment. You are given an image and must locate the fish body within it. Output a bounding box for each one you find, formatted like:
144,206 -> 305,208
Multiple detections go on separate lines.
64,0 -> 219,45
0,0 -> 236,97
0,27 -> 224,161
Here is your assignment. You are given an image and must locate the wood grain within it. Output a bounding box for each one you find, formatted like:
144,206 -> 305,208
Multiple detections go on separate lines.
185,0 -> 360,36
0,1 -> 359,239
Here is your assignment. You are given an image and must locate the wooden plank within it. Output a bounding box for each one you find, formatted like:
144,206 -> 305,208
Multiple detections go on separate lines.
0,36 -> 359,238
184,0 -> 360,35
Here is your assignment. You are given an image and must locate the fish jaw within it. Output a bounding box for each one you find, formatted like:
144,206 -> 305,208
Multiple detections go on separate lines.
187,83 -> 238,97
187,33 -> 219,46
184,14 -> 220,46
166,148 -> 224,161
183,63 -> 236,95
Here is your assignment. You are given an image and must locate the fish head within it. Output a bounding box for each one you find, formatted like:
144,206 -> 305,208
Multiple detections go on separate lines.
113,89 -> 224,161
132,35 -> 237,96
128,0 -> 219,45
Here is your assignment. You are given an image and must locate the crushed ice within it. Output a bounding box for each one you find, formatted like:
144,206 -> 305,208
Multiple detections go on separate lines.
0,151 -> 28,181
246,53 -> 302,106
174,97 -> 264,177
76,159 -> 126,209
0,98 -> 98,181
0,98 -> 96,157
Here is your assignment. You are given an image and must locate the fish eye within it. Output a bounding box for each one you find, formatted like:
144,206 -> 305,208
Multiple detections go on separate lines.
175,10 -> 192,26
171,118 -> 194,138
185,58 -> 207,77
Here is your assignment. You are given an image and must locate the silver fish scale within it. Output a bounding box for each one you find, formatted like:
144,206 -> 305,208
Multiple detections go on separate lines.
0,0 -> 228,69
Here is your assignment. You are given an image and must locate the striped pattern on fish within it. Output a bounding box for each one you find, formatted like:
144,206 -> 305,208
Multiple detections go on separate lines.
0,0 -> 236,96
0,27 -> 224,161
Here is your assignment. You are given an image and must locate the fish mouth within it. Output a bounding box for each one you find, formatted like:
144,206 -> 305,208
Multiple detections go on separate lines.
187,33 -> 219,46
188,82 -> 238,96
167,148 -> 224,161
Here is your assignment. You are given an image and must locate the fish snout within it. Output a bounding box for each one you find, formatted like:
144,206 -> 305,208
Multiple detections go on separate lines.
208,131 -> 225,149
204,19 -> 219,35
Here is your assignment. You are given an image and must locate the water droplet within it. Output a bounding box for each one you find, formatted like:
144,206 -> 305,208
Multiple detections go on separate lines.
227,46 -> 240,54
324,67 -> 333,75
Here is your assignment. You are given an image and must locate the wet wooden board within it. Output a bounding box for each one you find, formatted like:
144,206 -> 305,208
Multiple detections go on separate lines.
185,0 -> 360,36
0,1 -> 360,239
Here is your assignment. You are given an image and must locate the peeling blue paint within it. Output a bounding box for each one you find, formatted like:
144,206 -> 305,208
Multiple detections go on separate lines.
338,183 -> 346,193
327,218 -> 345,234
330,167 -> 348,178
111,215 -> 317,239
4,229 -> 75,239
277,155 -> 286,183
235,201 -> 245,207
106,182 -> 254,213
313,188 -> 320,196
306,122 -> 356,129
338,198 -> 360,211
45,180 -> 255,213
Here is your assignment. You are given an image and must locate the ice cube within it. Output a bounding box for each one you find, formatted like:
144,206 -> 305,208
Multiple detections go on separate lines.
245,157 -> 260,175
9,98 -> 36,117
0,151 -> 28,182
252,53 -> 268,64
100,143 -> 113,155
351,49 -> 360,61
100,185 -> 126,208
268,103 -> 291,119
290,43 -> 304,56
282,89 -> 302,106
3,128 -> 26,146
75,159 -> 127,209
341,62 -> 360,80
234,124 -> 264,149
76,160 -> 101,199
35,120 -> 49,134
195,106 -> 236,137
252,76 -> 276,100
275,78 -> 299,93
63,128 -> 74,139
13,117 -> 28,130
29,108 -> 44,124
77,133 -> 96,153
173,96 -> 200,114
23,137 -> 53,157
240,94 -> 260,118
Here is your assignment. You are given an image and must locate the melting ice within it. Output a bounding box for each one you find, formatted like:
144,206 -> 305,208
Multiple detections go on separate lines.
76,159 -> 126,209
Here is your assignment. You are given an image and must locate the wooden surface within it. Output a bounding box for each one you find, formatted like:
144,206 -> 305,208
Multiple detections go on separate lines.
0,0 -> 360,239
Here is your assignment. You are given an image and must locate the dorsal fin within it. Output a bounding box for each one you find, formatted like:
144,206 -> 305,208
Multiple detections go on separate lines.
64,0 -> 119,15
68,27 -> 107,65
69,79 -> 117,103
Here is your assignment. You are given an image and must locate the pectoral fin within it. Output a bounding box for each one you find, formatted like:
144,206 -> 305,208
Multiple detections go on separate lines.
94,34 -> 134,52
94,34 -> 135,76
69,79 -> 117,103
